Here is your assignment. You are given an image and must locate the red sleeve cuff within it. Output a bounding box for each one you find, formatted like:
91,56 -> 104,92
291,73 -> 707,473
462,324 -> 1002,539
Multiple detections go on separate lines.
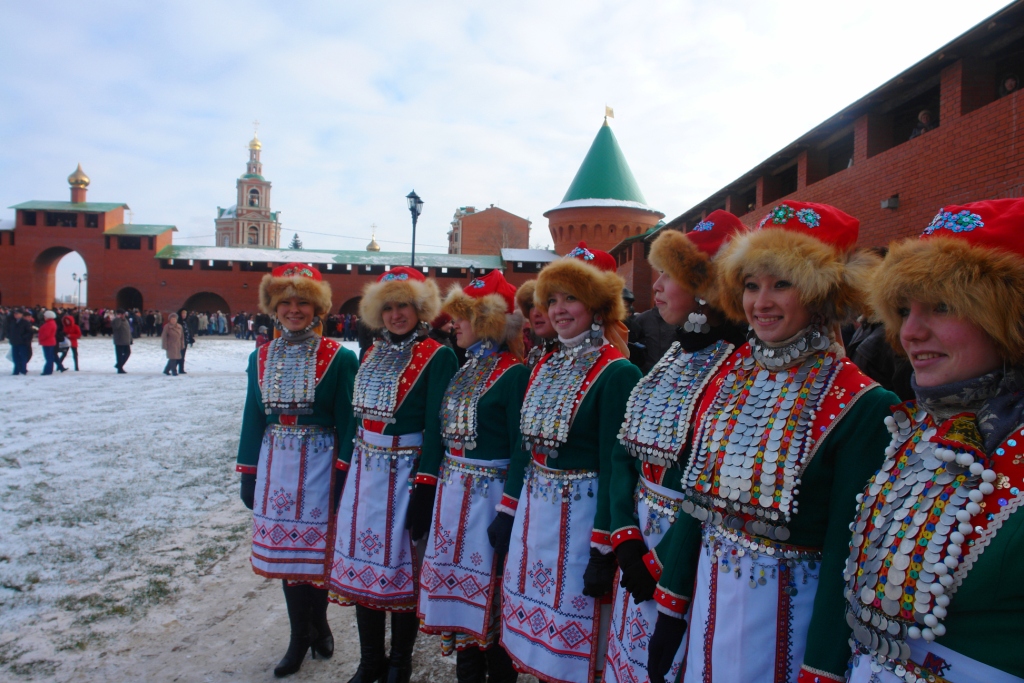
653,586 -> 689,618
499,494 -> 519,512
591,530 -> 612,547
642,549 -> 663,581
797,665 -> 844,683
414,473 -> 438,485
610,526 -> 643,549
335,461 -> 350,471
235,464 -> 257,474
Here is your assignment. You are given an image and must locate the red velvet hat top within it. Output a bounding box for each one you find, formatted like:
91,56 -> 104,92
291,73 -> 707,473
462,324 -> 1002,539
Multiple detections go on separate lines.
755,201 -> 859,251
919,199 -> 1024,258
689,209 -> 747,257
565,241 -> 617,272
378,265 -> 426,283
272,262 -> 323,280
463,269 -> 518,314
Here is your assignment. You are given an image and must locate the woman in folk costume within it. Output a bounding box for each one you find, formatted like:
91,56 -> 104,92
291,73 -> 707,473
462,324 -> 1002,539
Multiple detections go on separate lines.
418,269 -> 529,683
492,243 -> 642,683
840,200 -> 1024,683
603,211 -> 748,683
645,202 -> 900,683
517,279 -> 559,369
329,266 -> 458,683
236,263 -> 359,678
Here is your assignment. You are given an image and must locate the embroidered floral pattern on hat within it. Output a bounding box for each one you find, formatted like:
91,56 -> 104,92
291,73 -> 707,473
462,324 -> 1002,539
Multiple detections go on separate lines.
567,245 -> 595,261
468,278 -> 486,289
758,204 -> 796,229
381,272 -> 410,281
281,265 -> 316,278
795,208 -> 821,228
923,209 -> 985,235
693,220 -> 714,232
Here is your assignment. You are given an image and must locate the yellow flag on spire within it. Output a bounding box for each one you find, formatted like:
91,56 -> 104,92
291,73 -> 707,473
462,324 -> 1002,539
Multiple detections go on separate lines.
605,105 -> 614,119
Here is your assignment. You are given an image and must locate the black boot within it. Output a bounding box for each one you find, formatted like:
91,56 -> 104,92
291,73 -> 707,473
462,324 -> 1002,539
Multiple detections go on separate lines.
456,645 -> 488,683
307,586 -> 334,659
385,611 -> 419,683
348,605 -> 388,683
274,582 -> 315,678
484,644 -> 519,683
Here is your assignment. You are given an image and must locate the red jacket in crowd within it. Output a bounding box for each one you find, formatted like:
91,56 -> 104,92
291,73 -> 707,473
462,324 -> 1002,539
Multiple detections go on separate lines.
62,316 -> 82,348
37,319 -> 57,347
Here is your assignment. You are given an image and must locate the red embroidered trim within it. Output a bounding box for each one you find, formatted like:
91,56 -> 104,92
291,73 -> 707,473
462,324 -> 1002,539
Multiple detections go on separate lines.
279,414 -> 298,426
775,562 -> 795,682
610,526 -> 642,549
394,337 -> 444,413
235,464 -> 257,474
414,473 -> 438,485
642,461 -> 667,484
642,549 -> 662,581
797,665 -> 844,682
499,494 -> 518,512
653,586 -> 689,617
591,530 -> 612,547
335,460 -> 349,471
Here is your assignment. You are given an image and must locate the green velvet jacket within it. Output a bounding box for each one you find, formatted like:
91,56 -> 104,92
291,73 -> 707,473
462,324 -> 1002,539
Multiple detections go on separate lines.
450,351 -> 529,464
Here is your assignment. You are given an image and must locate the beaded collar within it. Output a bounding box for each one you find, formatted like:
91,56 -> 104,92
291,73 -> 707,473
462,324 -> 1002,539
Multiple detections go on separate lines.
440,341 -> 501,451
352,333 -> 418,424
844,405 -> 1024,672
681,348 -> 841,540
748,325 -> 832,370
520,338 -> 608,458
261,336 -> 320,415
526,338 -> 558,369
619,339 -> 734,466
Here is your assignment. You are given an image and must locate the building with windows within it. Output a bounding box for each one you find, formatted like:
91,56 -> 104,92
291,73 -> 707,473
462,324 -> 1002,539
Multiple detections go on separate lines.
214,134 -> 282,247
447,205 -> 531,254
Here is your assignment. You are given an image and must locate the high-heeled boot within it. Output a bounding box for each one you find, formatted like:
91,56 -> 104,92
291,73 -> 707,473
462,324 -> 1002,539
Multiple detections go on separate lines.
347,605 -> 388,683
385,611 -> 419,683
307,585 -> 333,658
275,582 -> 315,678
455,645 -> 488,683
484,644 -> 519,683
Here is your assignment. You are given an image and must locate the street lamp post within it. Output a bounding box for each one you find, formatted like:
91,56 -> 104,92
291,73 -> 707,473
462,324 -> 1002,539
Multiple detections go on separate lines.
72,272 -> 88,314
406,190 -> 424,268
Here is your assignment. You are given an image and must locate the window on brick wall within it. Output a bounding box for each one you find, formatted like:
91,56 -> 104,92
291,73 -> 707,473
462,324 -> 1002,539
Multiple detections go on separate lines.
22,211 -> 36,226
85,214 -> 99,228
738,186 -> 756,215
763,164 -> 798,204
809,130 -> 855,184
117,236 -> 141,250
46,212 -> 77,227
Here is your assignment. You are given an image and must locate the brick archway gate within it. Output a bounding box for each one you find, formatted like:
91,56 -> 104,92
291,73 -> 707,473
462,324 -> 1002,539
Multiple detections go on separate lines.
181,291 -> 231,317
33,246 -> 87,307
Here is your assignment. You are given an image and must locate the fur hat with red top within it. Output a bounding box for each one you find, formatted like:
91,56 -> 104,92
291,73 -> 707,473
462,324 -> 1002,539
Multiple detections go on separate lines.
359,265 -> 441,331
535,242 -> 626,325
717,201 -> 879,324
871,198 -> 1024,363
443,270 -> 525,357
648,209 -> 745,309
259,262 -> 333,317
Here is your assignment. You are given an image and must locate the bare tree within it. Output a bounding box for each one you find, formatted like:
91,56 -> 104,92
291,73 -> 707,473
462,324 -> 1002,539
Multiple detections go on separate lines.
482,219 -> 528,253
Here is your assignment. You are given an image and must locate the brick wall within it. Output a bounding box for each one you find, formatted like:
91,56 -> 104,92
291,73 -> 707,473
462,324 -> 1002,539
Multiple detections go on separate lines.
452,206 -> 530,255
547,205 -> 663,255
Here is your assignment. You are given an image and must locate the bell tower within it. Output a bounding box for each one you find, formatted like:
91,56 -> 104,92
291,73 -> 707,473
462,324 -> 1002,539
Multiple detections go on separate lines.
215,124 -> 282,247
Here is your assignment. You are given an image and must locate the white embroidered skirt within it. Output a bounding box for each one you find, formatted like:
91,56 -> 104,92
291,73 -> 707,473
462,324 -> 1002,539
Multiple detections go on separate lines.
605,476 -> 688,683
501,461 -> 604,683
848,641 -> 1023,683
329,428 -> 423,611
682,525 -> 821,683
419,453 -> 509,640
251,424 -> 337,581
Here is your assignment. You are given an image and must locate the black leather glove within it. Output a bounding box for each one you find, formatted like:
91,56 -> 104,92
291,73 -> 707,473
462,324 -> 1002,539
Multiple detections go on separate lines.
406,483 -> 437,542
581,547 -> 617,598
331,468 -> 347,514
647,612 -> 687,683
240,473 -> 256,510
615,539 -> 657,603
487,511 -> 515,567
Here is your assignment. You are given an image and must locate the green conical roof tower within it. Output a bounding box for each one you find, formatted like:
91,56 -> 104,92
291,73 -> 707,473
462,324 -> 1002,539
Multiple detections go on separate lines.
548,118 -> 656,213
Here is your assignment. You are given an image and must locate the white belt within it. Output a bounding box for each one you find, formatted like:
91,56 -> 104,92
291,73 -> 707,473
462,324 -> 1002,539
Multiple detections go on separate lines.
358,427 -> 423,448
639,474 -> 686,502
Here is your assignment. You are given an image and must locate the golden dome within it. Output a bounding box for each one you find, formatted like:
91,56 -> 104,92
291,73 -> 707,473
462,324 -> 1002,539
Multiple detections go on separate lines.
249,134 -> 262,150
68,163 -> 90,188
366,235 -> 381,252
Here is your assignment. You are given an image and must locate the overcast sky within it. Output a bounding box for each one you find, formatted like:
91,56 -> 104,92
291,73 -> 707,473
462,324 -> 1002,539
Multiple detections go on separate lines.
0,0 -> 1011,300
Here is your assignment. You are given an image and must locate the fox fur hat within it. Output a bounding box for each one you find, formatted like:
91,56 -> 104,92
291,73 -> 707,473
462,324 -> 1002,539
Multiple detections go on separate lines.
359,266 -> 441,331
442,270 -> 524,352
535,255 -> 626,326
516,280 -> 537,316
259,262 -> 333,318
717,201 -> 878,324
648,210 -> 745,308
870,199 -> 1024,364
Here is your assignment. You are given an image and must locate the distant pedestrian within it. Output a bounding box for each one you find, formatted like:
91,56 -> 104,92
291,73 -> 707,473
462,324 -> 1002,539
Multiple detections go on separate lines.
38,310 -> 58,375
112,310 -> 132,374
8,309 -> 33,375
178,309 -> 195,374
160,313 -> 184,376
60,315 -> 81,371
255,325 -> 269,347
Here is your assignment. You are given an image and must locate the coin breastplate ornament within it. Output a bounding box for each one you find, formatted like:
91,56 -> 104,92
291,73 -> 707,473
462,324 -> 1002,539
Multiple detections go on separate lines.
440,344 -> 501,452
747,325 -> 831,369
261,336 -> 320,415
844,406 -> 1002,670
520,341 -> 604,458
681,349 -> 840,541
618,339 -> 733,466
352,335 -> 418,424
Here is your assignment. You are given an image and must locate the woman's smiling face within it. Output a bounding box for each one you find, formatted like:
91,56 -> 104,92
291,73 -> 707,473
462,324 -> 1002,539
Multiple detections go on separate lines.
546,291 -> 593,339
899,300 -> 1002,386
741,274 -> 813,342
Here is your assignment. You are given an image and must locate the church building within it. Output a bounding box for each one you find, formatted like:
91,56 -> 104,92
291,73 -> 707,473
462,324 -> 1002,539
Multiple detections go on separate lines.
214,133 -> 281,247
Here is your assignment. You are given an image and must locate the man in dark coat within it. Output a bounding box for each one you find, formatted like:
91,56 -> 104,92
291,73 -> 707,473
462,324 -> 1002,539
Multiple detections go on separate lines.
112,310 -> 132,373
8,309 -> 33,375
630,305 -> 678,374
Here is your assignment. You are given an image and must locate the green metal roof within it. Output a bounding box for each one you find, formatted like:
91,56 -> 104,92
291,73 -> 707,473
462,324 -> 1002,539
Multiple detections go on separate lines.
9,200 -> 129,213
240,173 -> 265,181
154,245 -> 504,270
609,221 -> 664,254
104,223 -> 177,236
559,122 -> 648,205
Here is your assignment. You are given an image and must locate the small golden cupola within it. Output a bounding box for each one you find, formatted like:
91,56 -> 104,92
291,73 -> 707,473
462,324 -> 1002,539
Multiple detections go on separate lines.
249,133 -> 262,151
366,226 -> 381,252
68,163 -> 90,202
